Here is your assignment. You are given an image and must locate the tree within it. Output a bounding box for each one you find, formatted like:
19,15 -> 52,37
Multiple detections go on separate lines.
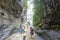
33,0 -> 60,30
33,0 -> 43,27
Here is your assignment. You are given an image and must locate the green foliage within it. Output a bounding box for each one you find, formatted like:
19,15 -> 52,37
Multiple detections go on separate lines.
23,0 -> 28,9
33,0 -> 43,27
33,0 -> 60,30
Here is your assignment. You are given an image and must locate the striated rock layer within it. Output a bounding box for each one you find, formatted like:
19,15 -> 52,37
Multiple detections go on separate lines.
0,0 -> 23,40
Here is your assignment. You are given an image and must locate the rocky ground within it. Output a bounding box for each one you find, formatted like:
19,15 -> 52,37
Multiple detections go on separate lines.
5,27 -> 35,40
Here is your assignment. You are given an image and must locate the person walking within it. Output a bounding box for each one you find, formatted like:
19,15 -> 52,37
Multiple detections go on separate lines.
22,26 -> 26,40
23,32 -> 26,40
18,26 -> 26,40
30,27 -> 34,38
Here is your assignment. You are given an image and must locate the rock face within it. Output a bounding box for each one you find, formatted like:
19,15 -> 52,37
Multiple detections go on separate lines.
34,29 -> 60,40
0,0 -> 23,40
0,0 -> 23,18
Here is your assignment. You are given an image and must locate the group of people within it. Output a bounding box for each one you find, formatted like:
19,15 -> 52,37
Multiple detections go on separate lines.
18,26 -> 34,40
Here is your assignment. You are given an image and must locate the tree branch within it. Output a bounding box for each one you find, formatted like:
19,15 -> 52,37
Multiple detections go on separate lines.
43,0 -> 55,9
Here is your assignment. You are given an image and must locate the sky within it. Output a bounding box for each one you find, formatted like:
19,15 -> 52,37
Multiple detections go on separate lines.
27,0 -> 34,26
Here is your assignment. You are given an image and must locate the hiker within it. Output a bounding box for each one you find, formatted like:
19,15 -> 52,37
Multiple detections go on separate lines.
30,27 -> 34,38
18,27 -> 24,33
23,32 -> 26,40
18,26 -> 26,40
22,26 -> 26,40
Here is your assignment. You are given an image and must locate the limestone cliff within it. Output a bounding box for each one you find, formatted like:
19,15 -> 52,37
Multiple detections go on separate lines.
0,0 -> 23,40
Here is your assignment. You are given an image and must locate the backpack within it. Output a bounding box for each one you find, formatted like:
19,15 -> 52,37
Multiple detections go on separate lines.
18,28 -> 25,33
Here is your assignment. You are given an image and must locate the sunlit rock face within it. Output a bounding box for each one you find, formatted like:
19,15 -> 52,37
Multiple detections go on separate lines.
0,0 -> 23,40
